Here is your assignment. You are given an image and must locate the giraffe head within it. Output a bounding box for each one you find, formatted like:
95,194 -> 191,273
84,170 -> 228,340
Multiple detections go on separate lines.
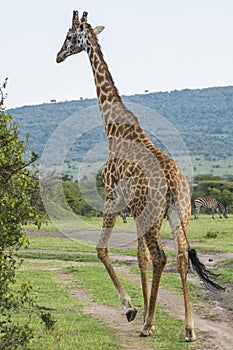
56,10 -> 105,63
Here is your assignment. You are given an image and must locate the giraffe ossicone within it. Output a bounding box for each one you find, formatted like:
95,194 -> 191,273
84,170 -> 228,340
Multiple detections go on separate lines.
56,9 -> 223,340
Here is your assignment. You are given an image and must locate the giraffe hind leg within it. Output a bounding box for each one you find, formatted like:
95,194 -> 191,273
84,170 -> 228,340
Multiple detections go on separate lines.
140,223 -> 167,337
168,207 -> 196,342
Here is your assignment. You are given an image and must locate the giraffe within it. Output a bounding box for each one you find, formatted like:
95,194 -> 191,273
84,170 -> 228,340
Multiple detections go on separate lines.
56,10 -> 223,340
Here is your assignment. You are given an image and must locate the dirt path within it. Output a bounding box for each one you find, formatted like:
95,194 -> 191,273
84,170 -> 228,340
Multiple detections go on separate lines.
28,230 -> 233,349
54,268 -> 154,350
114,266 -> 233,350
53,264 -> 233,350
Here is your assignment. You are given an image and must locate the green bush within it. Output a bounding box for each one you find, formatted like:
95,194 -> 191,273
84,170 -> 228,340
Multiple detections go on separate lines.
205,231 -> 218,239
192,174 -> 233,213
0,80 -> 40,349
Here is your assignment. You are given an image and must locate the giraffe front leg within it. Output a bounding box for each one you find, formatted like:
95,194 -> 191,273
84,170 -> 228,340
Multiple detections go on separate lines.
96,212 -> 137,322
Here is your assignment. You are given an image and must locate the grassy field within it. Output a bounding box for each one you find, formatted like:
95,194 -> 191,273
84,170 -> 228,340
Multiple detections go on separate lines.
191,155 -> 233,176
14,215 -> 233,349
28,212 -> 233,252
15,268 -> 120,350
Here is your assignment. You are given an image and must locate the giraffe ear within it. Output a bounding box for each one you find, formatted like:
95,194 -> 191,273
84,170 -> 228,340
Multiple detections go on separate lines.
93,26 -> 105,35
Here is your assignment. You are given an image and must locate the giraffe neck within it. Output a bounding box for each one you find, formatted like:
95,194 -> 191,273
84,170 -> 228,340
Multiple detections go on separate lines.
87,35 -> 140,134
87,36 -> 121,106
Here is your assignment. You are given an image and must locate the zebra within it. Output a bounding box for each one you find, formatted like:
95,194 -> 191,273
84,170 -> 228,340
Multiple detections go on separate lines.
194,197 -> 228,219
119,207 -> 131,223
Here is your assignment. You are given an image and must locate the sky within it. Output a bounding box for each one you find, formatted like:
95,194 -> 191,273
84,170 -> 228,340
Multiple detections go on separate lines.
1,0 -> 233,109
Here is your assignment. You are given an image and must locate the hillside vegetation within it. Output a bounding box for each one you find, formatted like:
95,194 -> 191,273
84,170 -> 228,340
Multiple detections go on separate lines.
8,86 -> 233,176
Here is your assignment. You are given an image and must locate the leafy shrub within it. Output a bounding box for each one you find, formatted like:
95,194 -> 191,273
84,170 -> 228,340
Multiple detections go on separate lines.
0,80 -> 40,349
205,231 -> 218,239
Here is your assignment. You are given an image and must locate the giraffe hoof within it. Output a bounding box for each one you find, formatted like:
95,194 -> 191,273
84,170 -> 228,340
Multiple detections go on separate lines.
140,331 -> 148,337
185,329 -> 196,342
126,307 -> 138,322
185,335 -> 196,342
185,331 -> 196,343
140,325 -> 155,337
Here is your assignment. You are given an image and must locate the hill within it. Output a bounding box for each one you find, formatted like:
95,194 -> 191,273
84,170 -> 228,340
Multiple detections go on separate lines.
7,86 -> 233,177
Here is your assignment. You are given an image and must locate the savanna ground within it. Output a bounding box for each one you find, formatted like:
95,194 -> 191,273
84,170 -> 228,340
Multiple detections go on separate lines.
16,215 -> 233,350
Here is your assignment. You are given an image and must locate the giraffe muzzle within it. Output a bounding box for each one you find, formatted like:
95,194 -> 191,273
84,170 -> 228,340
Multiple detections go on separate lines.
56,52 -> 65,63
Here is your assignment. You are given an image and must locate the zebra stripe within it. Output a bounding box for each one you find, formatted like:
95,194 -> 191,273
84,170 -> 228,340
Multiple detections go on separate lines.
119,207 -> 131,223
194,197 -> 228,219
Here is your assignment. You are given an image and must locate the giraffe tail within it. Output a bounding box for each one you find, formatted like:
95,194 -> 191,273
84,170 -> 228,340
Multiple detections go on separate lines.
188,248 -> 225,291
171,192 -> 225,291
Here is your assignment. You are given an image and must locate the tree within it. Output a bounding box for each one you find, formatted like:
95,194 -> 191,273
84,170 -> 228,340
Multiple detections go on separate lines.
193,174 -> 222,183
208,188 -> 233,213
0,80 -> 40,349
192,172 -> 233,213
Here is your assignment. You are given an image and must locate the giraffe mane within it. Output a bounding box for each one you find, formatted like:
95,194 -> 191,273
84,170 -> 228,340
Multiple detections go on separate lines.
87,26 -> 122,102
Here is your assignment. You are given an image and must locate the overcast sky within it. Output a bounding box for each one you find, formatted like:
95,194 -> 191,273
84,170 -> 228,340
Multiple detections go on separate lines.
1,0 -> 233,109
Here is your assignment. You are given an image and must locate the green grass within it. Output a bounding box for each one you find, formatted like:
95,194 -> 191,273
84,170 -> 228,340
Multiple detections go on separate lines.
13,215 -> 233,349
14,259 -> 193,349
28,215 -> 233,253
218,259 -> 233,283
160,215 -> 233,253
26,215 -> 136,232
27,235 -> 138,257
27,215 -> 233,255
28,236 -> 96,252
17,250 -> 99,263
68,264 -> 142,307
68,264 -> 191,349
15,269 -> 121,350
191,155 -> 233,176
188,216 -> 233,253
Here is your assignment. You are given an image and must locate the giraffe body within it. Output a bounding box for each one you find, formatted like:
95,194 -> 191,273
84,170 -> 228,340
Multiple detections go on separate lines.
56,10 -> 196,341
